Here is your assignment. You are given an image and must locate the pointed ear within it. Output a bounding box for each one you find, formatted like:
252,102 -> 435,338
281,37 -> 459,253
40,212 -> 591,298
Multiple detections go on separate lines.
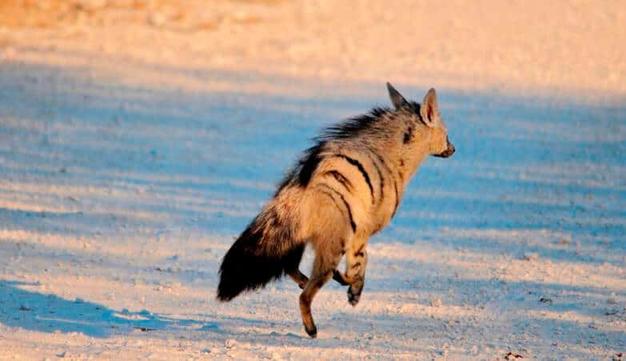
386,82 -> 409,110
419,88 -> 439,127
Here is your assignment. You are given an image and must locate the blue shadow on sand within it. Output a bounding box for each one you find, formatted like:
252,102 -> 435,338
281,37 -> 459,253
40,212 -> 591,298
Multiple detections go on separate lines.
0,280 -> 216,337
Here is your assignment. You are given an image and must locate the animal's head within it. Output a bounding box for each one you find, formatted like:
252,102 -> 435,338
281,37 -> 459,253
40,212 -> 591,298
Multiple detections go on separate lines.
386,82 -> 455,158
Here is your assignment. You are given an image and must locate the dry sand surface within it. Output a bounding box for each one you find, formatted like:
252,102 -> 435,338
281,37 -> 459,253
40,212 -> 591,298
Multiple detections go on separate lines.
0,0 -> 625,360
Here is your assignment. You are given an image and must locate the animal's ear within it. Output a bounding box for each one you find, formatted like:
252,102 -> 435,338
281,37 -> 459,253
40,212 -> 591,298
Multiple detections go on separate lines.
419,88 -> 439,128
386,82 -> 409,110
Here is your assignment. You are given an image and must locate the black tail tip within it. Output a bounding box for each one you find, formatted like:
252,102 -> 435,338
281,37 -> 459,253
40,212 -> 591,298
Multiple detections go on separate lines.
216,284 -> 238,302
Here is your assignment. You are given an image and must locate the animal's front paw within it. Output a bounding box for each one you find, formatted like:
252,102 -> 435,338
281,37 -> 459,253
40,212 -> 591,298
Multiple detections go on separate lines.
347,286 -> 362,306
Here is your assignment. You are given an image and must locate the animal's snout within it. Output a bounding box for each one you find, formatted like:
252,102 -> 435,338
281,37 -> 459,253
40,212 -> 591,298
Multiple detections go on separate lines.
434,138 -> 455,158
446,141 -> 455,156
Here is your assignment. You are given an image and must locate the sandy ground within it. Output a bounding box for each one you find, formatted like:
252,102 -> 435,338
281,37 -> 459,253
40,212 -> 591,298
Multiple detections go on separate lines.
0,0 -> 625,360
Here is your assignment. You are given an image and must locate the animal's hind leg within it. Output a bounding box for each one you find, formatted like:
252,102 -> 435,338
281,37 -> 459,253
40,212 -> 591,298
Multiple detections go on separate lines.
287,269 -> 309,289
299,247 -> 342,338
285,244 -> 308,289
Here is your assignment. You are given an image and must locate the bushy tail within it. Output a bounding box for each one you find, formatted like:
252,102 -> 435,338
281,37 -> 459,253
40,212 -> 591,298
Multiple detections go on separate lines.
217,207 -> 304,302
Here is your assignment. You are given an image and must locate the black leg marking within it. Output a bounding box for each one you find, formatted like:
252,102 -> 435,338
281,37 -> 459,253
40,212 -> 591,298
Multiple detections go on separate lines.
348,284 -> 363,306
354,244 -> 365,258
288,269 -> 309,289
332,270 -> 350,286
346,247 -> 367,306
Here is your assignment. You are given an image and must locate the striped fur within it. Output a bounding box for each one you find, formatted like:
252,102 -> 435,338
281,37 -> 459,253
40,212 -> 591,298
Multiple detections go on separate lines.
217,83 -> 455,337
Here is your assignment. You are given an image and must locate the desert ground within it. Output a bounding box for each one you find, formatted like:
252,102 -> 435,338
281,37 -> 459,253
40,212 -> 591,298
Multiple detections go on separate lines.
0,0 -> 624,359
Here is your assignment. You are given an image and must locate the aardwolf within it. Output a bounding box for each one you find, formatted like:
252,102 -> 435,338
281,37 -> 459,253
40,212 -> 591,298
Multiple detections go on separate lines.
217,83 -> 455,338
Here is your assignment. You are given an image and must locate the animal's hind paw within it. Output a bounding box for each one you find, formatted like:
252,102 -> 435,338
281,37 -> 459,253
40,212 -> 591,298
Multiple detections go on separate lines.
304,324 -> 317,338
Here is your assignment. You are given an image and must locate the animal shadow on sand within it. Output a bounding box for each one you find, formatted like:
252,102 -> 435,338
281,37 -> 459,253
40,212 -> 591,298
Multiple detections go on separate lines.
0,280 -> 217,338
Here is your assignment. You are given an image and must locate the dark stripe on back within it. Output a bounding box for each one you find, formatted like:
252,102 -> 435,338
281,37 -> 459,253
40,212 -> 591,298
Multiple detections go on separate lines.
335,154 -> 375,204
277,144 -> 325,193
391,185 -> 400,217
372,152 -> 400,217
279,107 -> 394,193
366,153 -> 385,205
370,156 -> 384,203
325,170 -> 353,193
317,184 -> 357,233
296,145 -> 324,186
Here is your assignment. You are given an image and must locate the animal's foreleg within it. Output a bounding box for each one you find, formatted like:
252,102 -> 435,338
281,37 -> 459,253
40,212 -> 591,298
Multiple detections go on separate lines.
344,245 -> 368,306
